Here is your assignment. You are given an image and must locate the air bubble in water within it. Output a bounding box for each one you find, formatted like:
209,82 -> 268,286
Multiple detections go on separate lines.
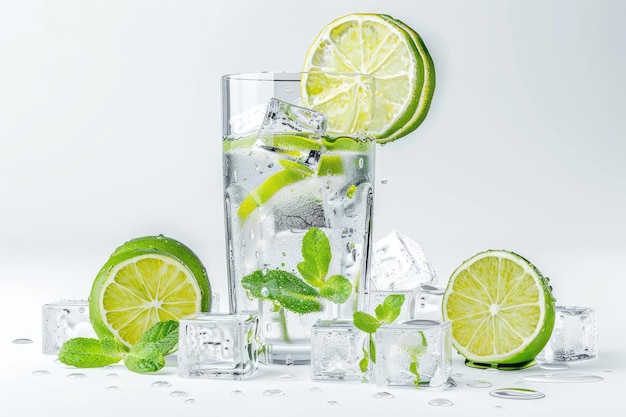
428,398 -> 453,407
262,389 -> 285,397
373,392 -> 394,399
489,388 -> 545,400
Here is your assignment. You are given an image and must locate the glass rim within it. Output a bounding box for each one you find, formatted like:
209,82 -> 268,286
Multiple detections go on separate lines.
221,70 -> 374,82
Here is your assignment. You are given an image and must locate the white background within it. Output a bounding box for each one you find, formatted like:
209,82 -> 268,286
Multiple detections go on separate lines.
1,0 -> 625,415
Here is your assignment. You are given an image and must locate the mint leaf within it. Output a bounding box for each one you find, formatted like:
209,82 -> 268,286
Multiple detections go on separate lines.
353,311 -> 381,334
125,341 -> 165,374
297,228 -> 331,287
320,275 -> 352,304
242,269 -> 323,314
139,320 -> 179,355
58,338 -> 123,368
374,294 -> 405,324
369,334 -> 377,364
100,336 -> 129,355
409,360 -> 421,387
359,348 -> 369,373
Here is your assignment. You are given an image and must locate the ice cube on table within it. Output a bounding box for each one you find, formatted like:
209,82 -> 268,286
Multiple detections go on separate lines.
42,300 -> 96,354
311,320 -> 369,381
371,230 -> 438,291
536,306 -> 598,363
374,320 -> 452,389
177,313 -> 261,380
256,98 -> 327,169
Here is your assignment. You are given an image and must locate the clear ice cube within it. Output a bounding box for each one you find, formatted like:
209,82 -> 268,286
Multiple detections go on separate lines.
536,306 -> 598,362
42,300 -> 96,354
371,230 -> 438,291
256,98 -> 327,169
311,320 -> 369,381
177,313 -> 261,380
374,320 -> 452,388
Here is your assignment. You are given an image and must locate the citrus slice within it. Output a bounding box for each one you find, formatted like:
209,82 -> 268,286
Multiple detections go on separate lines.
302,13 -> 435,142
442,250 -> 555,366
89,235 -> 211,348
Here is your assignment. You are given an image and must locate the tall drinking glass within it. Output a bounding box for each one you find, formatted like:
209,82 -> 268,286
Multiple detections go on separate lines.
221,72 -> 376,364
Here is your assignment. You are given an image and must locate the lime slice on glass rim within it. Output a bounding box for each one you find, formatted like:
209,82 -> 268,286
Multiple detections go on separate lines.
89,235 -> 211,349
301,13 -> 435,143
442,250 -> 555,369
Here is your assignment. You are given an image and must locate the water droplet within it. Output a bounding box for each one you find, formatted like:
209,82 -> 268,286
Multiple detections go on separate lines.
310,386 -> 322,393
169,390 -> 188,397
514,380 -> 528,386
249,229 -> 254,240
373,391 -> 394,399
495,405 -> 506,410
522,373 -> 604,383
381,179 -> 388,184
451,372 -> 466,379
184,399 -> 196,405
539,362 -> 570,370
101,365 -> 114,371
358,158 -> 364,169
151,380 -> 172,388
32,370 -> 50,376
106,373 -> 120,379
262,389 -> 285,397
600,369 -> 615,375
266,323 -> 273,332
231,390 -> 244,396
490,388 -> 545,400
428,398 -> 453,407
53,359 -> 62,364
79,307 -> 85,313
106,386 -> 121,392
285,355 -> 294,366
284,86 -> 293,93
467,380 -> 492,388
261,287 -> 269,297
327,401 -> 340,406
483,368 -> 500,374
67,373 -> 87,379
12,338 -> 33,344
276,374 -> 298,381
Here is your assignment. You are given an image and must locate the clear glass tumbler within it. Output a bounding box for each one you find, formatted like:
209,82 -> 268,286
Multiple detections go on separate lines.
221,72 -> 376,364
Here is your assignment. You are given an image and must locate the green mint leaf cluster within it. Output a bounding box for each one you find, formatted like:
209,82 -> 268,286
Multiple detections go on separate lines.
353,294 -> 406,367
241,227 -> 352,315
57,320 -> 179,374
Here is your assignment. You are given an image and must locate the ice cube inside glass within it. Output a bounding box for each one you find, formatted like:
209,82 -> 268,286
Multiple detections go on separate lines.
311,320 -> 369,381
536,305 -> 598,363
42,300 -> 96,354
177,313 -> 261,379
374,320 -> 452,388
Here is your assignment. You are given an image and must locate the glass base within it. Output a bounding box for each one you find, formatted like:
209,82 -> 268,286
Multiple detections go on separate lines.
262,343 -> 311,365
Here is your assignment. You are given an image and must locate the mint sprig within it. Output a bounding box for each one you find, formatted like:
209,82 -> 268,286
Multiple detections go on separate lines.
58,320 -> 179,374
353,294 -> 405,369
241,227 -> 353,316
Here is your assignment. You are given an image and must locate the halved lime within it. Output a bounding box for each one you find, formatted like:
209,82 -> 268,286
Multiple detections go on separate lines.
89,235 -> 211,348
442,250 -> 555,366
302,13 -> 435,142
